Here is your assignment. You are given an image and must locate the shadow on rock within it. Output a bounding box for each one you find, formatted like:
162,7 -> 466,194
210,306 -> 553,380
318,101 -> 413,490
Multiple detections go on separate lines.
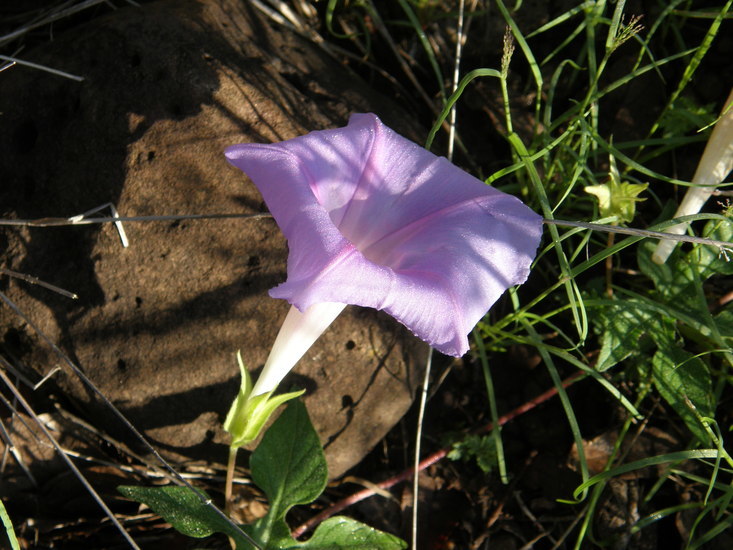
0,0 -> 427,483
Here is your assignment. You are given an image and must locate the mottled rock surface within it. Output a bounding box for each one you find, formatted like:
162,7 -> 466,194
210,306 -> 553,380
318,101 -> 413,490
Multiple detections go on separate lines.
0,0 -> 427,482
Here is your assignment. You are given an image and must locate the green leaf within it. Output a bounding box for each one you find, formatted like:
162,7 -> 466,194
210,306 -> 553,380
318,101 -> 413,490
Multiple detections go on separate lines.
446,433 -> 498,474
592,298 -> 672,372
249,400 -> 328,545
652,345 -> 716,443
713,309 -> 733,342
658,95 -> 716,137
117,485 -> 245,542
572,449 -> 721,500
637,226 -> 733,341
248,401 -> 406,548
638,240 -> 687,303
638,221 -> 733,302
294,517 -> 407,549
694,219 -> 733,279
252,399 -> 327,511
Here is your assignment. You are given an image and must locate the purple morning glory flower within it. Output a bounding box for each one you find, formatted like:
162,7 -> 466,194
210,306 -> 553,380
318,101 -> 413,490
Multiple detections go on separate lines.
225,113 -> 542,397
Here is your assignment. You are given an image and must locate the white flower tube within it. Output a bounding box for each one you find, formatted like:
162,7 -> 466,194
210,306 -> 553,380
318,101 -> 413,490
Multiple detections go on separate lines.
250,302 -> 347,397
652,88 -> 733,264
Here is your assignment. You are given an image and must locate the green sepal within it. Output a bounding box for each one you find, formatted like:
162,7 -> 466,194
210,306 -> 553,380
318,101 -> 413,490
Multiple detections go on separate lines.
585,154 -> 647,224
223,351 -> 305,448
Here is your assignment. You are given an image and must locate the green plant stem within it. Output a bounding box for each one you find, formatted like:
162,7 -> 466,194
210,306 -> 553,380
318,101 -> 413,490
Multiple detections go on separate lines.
573,449 -> 722,498
519,319 -> 590,498
225,446 -> 238,519
473,328 -> 507,483
545,217 -> 733,251
425,68 -> 502,151
0,499 -> 20,550
494,0 -> 543,128
509,133 -> 588,341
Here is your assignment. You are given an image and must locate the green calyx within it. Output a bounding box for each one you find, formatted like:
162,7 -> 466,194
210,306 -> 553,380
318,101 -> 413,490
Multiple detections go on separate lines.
585,154 -> 648,225
223,351 -> 305,448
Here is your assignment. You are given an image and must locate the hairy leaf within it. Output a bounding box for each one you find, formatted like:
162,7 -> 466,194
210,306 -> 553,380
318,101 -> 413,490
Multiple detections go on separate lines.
652,345 -> 715,444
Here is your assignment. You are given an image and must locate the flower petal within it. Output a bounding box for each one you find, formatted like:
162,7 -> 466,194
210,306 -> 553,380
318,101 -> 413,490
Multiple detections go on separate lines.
225,113 -> 542,357
251,302 -> 346,396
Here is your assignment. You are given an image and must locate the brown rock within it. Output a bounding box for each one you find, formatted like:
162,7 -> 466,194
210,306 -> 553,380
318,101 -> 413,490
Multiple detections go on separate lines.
0,0 -> 427,480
